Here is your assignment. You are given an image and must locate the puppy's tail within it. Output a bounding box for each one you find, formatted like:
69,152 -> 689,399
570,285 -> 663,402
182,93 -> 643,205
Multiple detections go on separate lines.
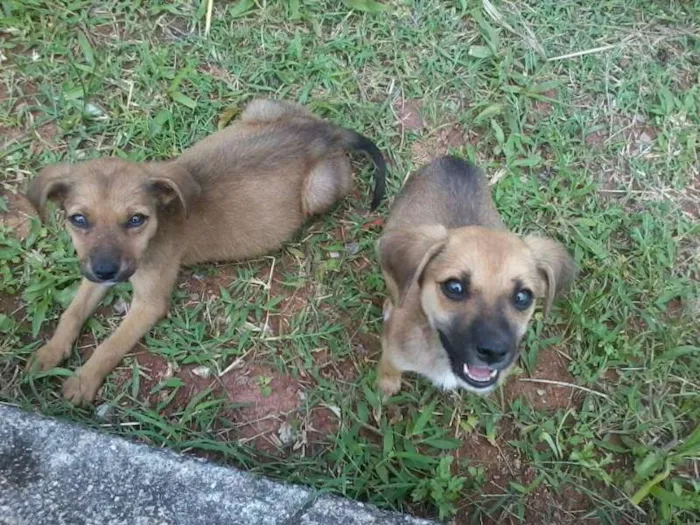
341,129 -> 387,211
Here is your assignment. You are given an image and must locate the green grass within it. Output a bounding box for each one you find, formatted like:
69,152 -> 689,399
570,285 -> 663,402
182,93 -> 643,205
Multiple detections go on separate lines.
1,0 -> 699,523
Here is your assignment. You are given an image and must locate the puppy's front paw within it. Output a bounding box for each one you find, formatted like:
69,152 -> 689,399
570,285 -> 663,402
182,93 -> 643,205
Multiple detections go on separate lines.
63,371 -> 101,405
378,374 -> 402,399
30,342 -> 71,371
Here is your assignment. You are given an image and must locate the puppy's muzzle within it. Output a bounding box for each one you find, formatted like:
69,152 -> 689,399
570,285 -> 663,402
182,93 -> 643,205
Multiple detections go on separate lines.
474,339 -> 513,368
83,250 -> 134,284
439,320 -> 517,390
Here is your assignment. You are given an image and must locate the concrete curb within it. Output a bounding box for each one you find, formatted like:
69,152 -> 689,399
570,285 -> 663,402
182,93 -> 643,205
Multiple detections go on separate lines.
0,405 -> 435,525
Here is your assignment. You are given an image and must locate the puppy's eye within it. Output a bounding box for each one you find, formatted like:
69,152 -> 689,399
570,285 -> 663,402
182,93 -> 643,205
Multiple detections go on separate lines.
514,289 -> 534,311
126,214 -> 148,228
441,279 -> 467,301
69,214 -> 89,229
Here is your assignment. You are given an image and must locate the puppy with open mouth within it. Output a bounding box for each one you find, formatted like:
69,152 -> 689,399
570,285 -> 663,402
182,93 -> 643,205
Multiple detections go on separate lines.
376,156 -> 575,397
26,98 -> 387,405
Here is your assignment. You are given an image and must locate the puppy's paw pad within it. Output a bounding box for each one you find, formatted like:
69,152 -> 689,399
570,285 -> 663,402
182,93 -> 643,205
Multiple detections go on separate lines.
63,375 -> 99,406
31,343 -> 69,371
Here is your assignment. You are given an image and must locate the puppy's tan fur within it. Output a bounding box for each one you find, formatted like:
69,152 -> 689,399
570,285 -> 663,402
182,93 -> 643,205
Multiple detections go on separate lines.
377,156 -> 574,397
26,99 -> 386,405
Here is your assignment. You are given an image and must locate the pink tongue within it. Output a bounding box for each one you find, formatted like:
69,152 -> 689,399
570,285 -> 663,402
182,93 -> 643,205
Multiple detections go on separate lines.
465,365 -> 492,380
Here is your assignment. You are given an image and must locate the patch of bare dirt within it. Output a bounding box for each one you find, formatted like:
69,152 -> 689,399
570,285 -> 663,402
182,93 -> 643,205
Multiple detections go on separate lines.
504,346 -> 578,410
113,348 -> 318,453
90,20 -> 129,43
111,347 -> 171,396
411,124 -> 472,165
677,172 -> 700,219
265,258 -> 313,338
155,14 -> 193,41
393,98 -> 425,131
1,81 -> 61,156
391,95 -> 476,164
0,191 -> 37,240
309,348 -> 359,384
0,292 -> 22,317
666,298 -> 685,319
585,130 -> 606,149
215,365 -> 303,452
458,430 -> 525,495
531,89 -> 557,118
306,406 -> 340,445
354,331 -> 381,359
456,424 -> 595,524
199,64 -> 237,88
179,264 -> 240,302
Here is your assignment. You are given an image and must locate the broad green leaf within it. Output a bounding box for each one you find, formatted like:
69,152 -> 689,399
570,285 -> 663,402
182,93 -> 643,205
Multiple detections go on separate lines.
77,31 -> 94,65
474,104 -> 503,124
631,465 -> 671,506
342,0 -> 388,13
169,91 -> 197,109
468,45 -> 493,59
230,0 -> 255,18
649,486 -> 698,510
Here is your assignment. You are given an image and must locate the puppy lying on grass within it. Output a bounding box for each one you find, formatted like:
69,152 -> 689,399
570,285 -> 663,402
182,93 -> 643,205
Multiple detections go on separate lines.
26,99 -> 387,405
377,156 -> 574,397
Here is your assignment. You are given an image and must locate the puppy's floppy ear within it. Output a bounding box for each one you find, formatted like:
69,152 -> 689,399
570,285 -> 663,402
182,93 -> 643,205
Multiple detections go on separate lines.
146,162 -> 201,217
524,236 -> 576,315
378,225 -> 448,307
26,163 -> 72,219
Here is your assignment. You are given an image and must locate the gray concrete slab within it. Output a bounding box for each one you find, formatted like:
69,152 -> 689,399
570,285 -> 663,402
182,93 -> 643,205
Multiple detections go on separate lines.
0,405 -> 435,525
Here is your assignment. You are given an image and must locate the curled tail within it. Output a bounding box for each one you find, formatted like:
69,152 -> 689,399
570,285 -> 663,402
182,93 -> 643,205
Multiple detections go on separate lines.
342,129 -> 387,211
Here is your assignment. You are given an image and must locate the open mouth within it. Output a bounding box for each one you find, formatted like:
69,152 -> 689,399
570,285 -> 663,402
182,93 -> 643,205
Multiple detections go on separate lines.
461,364 -> 499,389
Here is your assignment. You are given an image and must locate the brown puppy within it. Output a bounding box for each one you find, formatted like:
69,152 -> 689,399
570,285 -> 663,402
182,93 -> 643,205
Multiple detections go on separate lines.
377,156 -> 574,397
26,98 -> 387,405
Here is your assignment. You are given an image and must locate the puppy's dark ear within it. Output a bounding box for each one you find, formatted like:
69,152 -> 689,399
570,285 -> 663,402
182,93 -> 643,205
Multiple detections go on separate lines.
146,162 -> 201,217
524,236 -> 576,315
26,163 -> 72,219
378,225 -> 448,307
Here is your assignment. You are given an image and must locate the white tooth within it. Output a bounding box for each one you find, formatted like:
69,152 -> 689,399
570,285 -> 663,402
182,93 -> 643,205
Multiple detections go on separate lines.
463,364 -> 469,376
489,369 -> 498,379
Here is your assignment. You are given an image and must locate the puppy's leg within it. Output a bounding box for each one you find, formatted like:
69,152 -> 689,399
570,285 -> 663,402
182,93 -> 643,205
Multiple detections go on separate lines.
31,279 -> 109,371
302,157 -> 352,216
377,302 -> 403,397
62,266 -> 178,405
377,348 -> 403,398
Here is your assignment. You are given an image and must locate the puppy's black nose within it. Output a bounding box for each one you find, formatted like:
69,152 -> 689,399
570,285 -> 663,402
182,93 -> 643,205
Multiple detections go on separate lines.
476,345 -> 509,365
91,259 -> 119,281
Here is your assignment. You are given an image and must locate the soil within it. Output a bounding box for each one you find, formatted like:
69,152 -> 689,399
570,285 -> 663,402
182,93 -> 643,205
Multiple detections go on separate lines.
411,124 -> 474,166
455,422 -> 595,524
584,130 -> 606,149
263,257 -> 314,338
504,346 -> 579,411
393,98 -> 425,131
391,95 -> 475,165
112,347 -> 309,453
0,292 -> 22,318
1,80 -> 62,159
99,253 -> 346,453
531,89 -> 557,118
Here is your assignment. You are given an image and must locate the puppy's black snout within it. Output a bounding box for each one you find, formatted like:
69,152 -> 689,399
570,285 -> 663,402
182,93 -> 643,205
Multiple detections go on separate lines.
476,344 -> 510,365
471,318 -> 515,367
91,258 -> 119,281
